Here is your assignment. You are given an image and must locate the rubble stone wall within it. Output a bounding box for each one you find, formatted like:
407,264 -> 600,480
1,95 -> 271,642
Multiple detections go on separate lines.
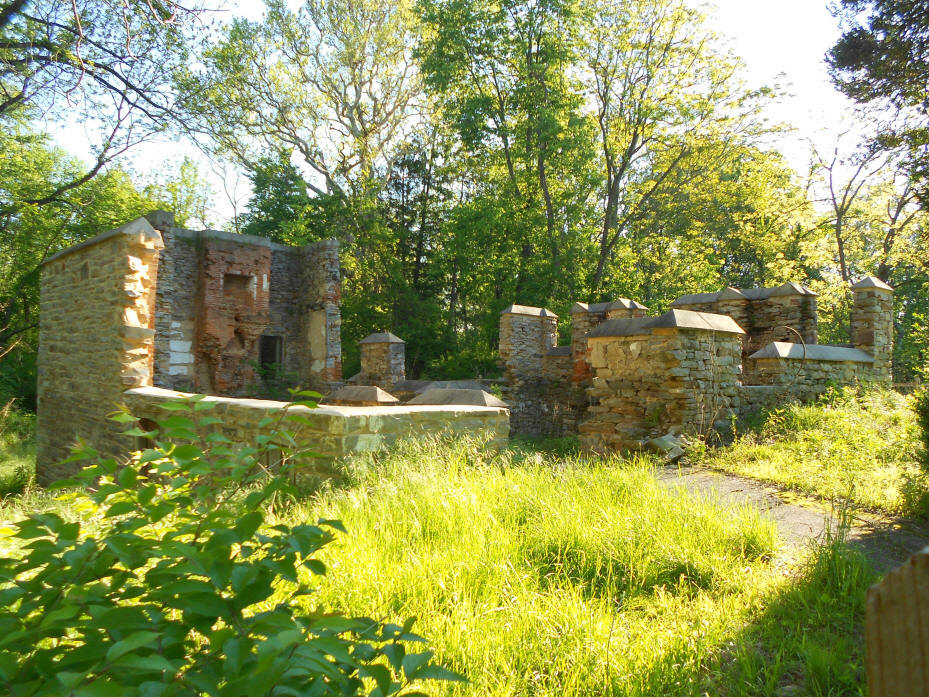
37,218 -> 164,483
580,328 -> 743,452
853,286 -> 894,382
360,341 -> 406,391
500,308 -> 580,436
152,227 -> 342,395
742,356 -> 875,403
675,293 -> 818,357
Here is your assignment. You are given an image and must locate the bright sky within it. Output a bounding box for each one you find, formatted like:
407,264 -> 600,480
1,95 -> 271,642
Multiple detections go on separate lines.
53,0 -> 863,225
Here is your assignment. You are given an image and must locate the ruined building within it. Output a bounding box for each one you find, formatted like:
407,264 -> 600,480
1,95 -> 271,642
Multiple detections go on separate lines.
500,279 -> 894,452
36,213 -> 508,483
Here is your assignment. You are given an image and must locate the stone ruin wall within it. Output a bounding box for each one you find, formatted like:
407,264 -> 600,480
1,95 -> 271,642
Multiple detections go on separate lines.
580,327 -> 743,453
150,212 -> 341,396
501,278 -> 893,451
36,219 -> 164,483
672,285 -> 819,361
36,214 -> 345,480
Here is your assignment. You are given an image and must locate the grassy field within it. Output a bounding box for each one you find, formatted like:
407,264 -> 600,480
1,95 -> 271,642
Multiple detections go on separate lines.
260,439 -> 870,697
0,404 -> 882,695
697,387 -> 926,517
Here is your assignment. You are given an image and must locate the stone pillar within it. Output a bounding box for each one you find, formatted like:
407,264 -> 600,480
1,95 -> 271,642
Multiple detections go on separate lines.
300,239 -> 342,384
851,276 -> 894,382
36,217 -> 164,483
498,305 -> 558,375
359,332 -> 405,391
569,303 -> 606,384
604,299 -> 648,320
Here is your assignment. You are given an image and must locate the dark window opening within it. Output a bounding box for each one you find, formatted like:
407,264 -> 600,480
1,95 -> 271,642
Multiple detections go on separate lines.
259,335 -> 283,373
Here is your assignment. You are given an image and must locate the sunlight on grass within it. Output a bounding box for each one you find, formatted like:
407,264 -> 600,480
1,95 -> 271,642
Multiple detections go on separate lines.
700,387 -> 926,517
0,402 -> 35,497
270,437 -> 871,696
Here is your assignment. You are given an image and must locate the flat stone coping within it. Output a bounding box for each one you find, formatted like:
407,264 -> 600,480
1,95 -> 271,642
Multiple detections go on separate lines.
172,228 -> 338,254
359,331 -> 405,344
392,379 -> 485,393
671,281 -> 818,306
572,298 -> 647,313
748,342 -> 875,363
325,385 -> 399,405
589,309 -> 745,338
43,216 -> 164,265
406,388 -> 508,408
546,346 -> 571,356
125,387 -> 508,416
500,304 -> 557,317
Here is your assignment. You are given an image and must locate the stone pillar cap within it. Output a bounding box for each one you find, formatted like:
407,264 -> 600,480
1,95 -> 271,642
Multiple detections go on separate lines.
42,216 -> 164,265
851,276 -> 893,291
500,304 -> 557,318
359,331 -> 405,344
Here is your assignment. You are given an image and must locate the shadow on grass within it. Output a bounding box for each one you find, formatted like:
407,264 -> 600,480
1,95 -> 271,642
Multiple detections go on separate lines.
655,538 -> 876,697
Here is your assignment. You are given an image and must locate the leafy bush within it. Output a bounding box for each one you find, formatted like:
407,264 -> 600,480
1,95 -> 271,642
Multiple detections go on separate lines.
0,394 -> 460,696
916,387 -> 929,470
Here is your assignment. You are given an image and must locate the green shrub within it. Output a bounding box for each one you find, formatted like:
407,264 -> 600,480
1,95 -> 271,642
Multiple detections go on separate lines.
916,387 -> 929,470
0,394 -> 460,696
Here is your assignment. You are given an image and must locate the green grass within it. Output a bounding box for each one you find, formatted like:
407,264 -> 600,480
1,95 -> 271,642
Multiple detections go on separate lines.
0,400 -> 35,496
0,413 -> 875,695
266,438 -> 871,696
699,387 -> 927,517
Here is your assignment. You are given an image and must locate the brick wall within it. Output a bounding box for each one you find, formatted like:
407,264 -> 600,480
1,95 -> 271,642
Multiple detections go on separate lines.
36,217 -> 164,483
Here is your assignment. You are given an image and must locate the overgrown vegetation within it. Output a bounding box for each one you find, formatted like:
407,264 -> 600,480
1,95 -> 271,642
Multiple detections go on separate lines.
0,396 -> 460,696
698,387 -> 927,516
0,401 -> 33,496
915,387 -> 929,471
0,393 -> 892,695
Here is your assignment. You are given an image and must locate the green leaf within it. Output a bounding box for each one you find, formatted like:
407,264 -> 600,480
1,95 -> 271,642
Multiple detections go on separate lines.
235,511 -> 263,540
106,630 -> 160,662
410,665 -> 468,682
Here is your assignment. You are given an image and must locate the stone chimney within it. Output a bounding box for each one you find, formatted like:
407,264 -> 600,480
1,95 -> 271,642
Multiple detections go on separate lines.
851,276 -> 894,382
359,332 -> 405,391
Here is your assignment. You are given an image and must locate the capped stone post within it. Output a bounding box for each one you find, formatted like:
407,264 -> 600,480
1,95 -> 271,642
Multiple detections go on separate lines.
851,276 -> 894,382
359,332 -> 405,391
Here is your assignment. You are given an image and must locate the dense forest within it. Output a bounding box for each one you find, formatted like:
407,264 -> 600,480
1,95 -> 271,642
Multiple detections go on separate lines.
1,0 -> 927,409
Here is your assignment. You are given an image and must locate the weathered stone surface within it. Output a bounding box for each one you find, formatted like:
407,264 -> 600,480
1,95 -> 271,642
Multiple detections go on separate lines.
123,387 -> 509,458
359,332 -> 405,391
152,224 -> 342,394
407,388 -> 507,407
672,283 -> 819,357
37,217 -> 164,483
325,385 -> 399,406
852,278 -> 894,382
749,342 -> 875,362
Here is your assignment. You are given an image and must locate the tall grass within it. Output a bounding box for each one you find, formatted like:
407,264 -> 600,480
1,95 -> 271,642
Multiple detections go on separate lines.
0,400 -> 35,496
271,437 -> 870,696
700,387 -> 926,516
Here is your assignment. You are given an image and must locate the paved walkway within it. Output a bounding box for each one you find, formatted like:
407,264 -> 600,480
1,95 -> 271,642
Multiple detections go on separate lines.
655,464 -> 929,574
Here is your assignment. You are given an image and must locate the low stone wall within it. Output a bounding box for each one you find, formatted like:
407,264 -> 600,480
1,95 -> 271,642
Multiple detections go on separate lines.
743,349 -> 876,404
124,387 -> 509,460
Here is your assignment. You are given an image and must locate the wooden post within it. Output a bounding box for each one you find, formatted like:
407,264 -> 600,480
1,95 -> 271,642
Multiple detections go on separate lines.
867,547 -> 929,696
